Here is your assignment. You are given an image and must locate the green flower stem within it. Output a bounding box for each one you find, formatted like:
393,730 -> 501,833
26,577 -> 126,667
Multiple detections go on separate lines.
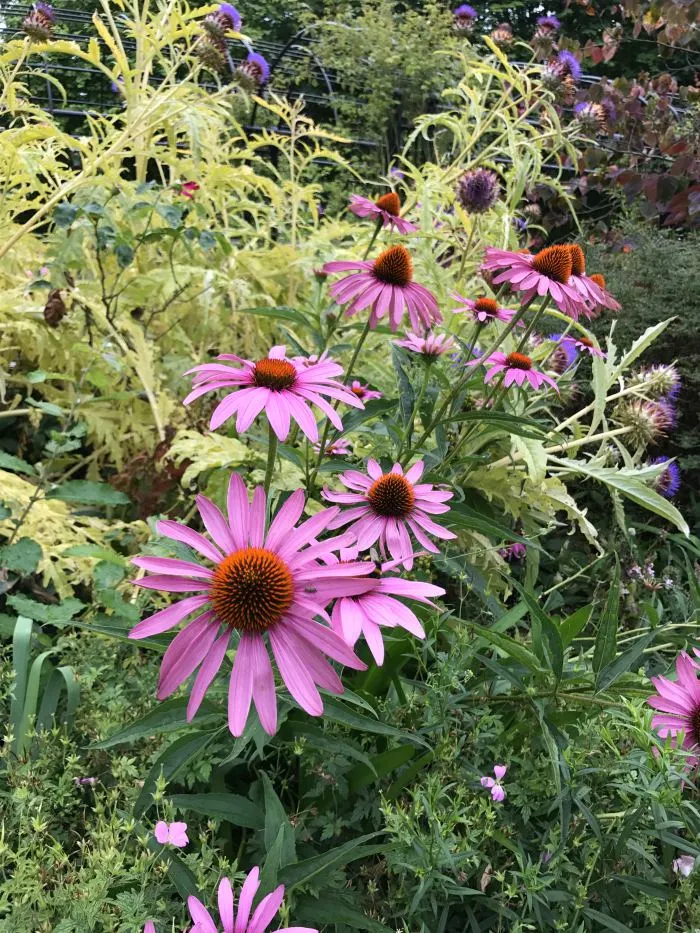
398,362 -> 431,461
362,218 -> 383,261
484,425 -> 634,473
455,218 -> 478,290
554,385 -> 643,434
263,423 -> 278,494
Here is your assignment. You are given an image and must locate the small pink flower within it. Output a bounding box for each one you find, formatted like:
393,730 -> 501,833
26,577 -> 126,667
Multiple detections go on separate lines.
324,245 -> 441,333
322,460 -> 455,569
154,820 -> 189,848
312,438 -> 352,457
183,344 -> 363,442
560,334 -> 605,358
188,866 -> 317,933
468,351 -> 559,392
143,923 -> 156,933
349,380 -> 382,402
451,293 -> 517,325
329,547 -> 444,664
179,181 -> 200,199
480,764 -> 507,802
395,331 -> 455,358
129,478 -> 368,736
482,245 -> 585,318
673,855 -> 695,878
348,192 -> 417,234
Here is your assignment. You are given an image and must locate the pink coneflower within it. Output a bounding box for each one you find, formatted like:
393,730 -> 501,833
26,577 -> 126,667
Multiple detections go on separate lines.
348,192 -> 417,234
322,460 -> 455,570
329,547 -> 444,664
312,438 -> 352,457
648,652 -> 700,765
323,245 -> 441,333
180,181 -> 199,199
349,380 -> 382,402
480,764 -> 507,802
396,331 -> 455,358
482,245 -> 585,318
183,344 -> 363,442
154,821 -> 188,848
188,867 -> 317,933
468,351 -> 559,392
567,245 -> 621,314
129,478 -> 368,736
451,294 -> 517,325
144,923 -> 156,933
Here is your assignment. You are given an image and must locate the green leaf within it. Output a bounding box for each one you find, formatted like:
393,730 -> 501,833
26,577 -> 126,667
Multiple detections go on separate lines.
0,452 -> 35,475
522,591 -> 563,680
36,665 -> 79,731
610,875 -> 673,900
259,825 -> 286,894
386,751 -> 434,801
11,617 -> 33,750
549,458 -> 689,536
558,605 -> 592,649
391,346 -> 415,428
61,544 -> 128,565
26,398 -> 64,417
447,502 -> 537,549
261,772 -> 296,866
16,649 -> 56,756
611,318 -> 673,380
167,793 -> 264,829
347,745 -> 415,794
321,696 -> 428,747
334,397 -> 398,437
134,731 -> 219,818
437,409 -> 549,440
467,620 -> 542,672
593,558 -> 620,675
91,698 -> 220,748
7,594 -> 85,624
46,480 -> 131,507
296,894 -> 394,932
0,538 -> 42,574
53,203 -> 78,227
239,305 -> 311,327
583,909 -> 636,933
278,832 -> 384,889
596,631 -> 655,693
94,560 -> 126,590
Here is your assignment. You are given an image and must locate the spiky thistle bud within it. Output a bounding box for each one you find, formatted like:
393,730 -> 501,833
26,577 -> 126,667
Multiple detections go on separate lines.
22,2 -> 55,41
235,51 -> 270,91
629,363 -> 681,400
615,398 -> 676,447
456,168 -> 499,214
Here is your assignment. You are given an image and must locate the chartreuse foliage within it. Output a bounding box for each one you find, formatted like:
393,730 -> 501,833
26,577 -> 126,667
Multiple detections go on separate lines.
1,2 -> 699,931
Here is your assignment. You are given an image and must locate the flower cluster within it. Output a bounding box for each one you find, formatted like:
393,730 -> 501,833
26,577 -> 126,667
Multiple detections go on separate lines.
193,3 -> 269,86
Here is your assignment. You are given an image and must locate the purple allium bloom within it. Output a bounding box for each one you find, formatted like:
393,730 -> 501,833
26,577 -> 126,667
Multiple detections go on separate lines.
456,169 -> 499,214
537,14 -> 561,30
154,820 -> 189,848
556,50 -> 581,80
480,764 -> 507,802
650,456 -> 681,498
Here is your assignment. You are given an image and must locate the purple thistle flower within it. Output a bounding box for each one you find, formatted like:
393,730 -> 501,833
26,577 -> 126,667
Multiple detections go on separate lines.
456,168 -> 499,214
556,50 -> 581,80
202,3 -> 241,38
453,4 -> 477,17
650,456 -> 681,498
22,2 -> 56,40
236,51 -> 270,89
537,14 -> 561,30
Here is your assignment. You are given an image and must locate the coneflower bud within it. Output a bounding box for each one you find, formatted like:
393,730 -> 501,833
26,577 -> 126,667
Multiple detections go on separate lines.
616,398 -> 676,447
456,168 -> 499,214
22,2 -> 56,41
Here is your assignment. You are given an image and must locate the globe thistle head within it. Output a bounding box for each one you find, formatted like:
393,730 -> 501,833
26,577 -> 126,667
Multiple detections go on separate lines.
203,3 -> 241,38
22,2 -> 56,41
574,101 -> 608,135
453,4 -> 477,32
456,168 -> 499,214
194,32 -> 228,72
491,22 -> 513,47
629,363 -> 681,400
650,456 -> 681,499
236,51 -> 270,91
616,398 -> 676,447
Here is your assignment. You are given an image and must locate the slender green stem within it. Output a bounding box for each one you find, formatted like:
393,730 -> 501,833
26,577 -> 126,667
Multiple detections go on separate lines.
263,424 -> 278,494
362,219 -> 382,261
398,362 -> 431,460
455,219 -> 478,290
